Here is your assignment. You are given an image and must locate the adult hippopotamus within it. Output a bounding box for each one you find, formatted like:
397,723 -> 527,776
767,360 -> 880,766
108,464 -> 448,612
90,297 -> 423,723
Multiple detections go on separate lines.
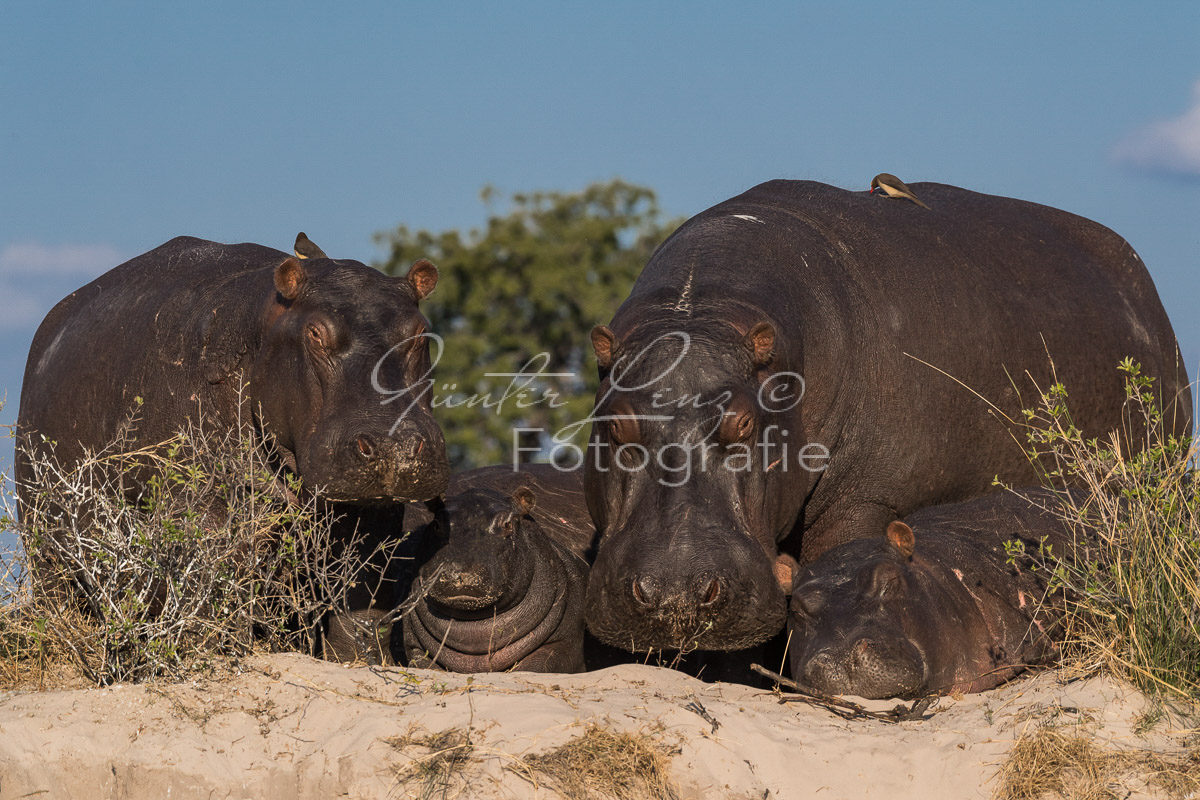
787,489 -> 1089,698
401,465 -> 592,673
583,180 -> 1190,654
17,235 -> 450,661
18,235 -> 448,502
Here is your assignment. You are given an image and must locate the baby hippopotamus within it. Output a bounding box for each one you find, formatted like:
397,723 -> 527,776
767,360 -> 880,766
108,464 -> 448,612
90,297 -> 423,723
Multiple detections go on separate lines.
402,465 -> 592,673
788,489 -> 1087,698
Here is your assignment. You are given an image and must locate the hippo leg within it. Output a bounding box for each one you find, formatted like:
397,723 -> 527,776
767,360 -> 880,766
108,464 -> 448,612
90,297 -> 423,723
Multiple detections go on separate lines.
514,637 -> 585,673
322,608 -> 393,665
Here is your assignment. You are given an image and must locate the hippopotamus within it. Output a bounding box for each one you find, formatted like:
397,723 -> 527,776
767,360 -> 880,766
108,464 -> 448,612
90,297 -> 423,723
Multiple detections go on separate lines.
583,179 -> 1191,654
401,465 -> 593,673
787,489 -> 1090,698
17,235 -> 450,661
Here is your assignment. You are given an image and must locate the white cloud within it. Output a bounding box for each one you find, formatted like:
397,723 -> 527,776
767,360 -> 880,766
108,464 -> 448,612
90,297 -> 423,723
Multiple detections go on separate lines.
0,242 -> 122,279
1112,79 -> 1200,179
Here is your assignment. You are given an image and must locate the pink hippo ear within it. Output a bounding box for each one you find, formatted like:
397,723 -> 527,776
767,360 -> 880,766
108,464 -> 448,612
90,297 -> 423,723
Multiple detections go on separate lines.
405,259 -> 439,301
512,486 -> 537,516
274,257 -> 308,301
744,321 -> 776,366
591,324 -> 619,369
885,521 -> 916,559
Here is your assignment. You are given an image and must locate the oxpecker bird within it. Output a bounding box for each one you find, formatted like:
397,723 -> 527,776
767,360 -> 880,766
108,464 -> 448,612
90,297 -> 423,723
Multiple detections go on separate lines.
870,173 -> 930,209
294,232 -> 328,259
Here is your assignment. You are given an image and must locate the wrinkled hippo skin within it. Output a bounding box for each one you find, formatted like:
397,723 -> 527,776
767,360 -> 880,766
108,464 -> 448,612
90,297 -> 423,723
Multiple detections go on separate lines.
402,465 -> 593,673
788,489 -> 1090,698
584,180 -> 1191,654
17,236 -> 450,663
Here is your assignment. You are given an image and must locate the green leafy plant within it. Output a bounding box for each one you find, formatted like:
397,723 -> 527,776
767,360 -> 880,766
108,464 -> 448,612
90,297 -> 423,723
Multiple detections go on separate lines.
1010,360 -> 1199,698
377,179 -> 680,469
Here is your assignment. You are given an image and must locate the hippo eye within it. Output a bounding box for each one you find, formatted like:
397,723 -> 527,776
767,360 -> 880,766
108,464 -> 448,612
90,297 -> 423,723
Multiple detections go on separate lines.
791,586 -> 827,620
866,562 -> 905,600
718,402 -> 757,445
306,323 -> 326,348
607,414 -> 640,446
404,324 -> 427,351
493,513 -> 516,537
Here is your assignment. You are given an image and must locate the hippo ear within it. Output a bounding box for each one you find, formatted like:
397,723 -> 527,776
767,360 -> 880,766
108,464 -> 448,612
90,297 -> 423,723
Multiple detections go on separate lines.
405,259 -> 439,301
885,521 -> 916,559
744,321 -> 775,366
774,553 -> 799,593
512,486 -> 537,516
591,325 -> 618,369
274,257 -> 308,301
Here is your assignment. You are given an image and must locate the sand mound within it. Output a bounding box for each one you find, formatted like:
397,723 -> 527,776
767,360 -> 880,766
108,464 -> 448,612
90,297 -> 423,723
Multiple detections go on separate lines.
0,653 -> 1193,799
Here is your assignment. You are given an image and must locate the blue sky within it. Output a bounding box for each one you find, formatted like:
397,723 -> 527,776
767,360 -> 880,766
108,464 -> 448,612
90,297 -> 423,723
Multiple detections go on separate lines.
2,1 -> 1198,468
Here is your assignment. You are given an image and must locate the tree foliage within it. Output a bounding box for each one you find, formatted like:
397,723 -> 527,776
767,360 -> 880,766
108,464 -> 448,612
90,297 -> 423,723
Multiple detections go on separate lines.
377,180 -> 680,470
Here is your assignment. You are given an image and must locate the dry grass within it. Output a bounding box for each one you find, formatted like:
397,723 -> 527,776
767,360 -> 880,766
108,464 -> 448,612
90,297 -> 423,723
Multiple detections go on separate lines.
387,727 -> 476,800
1,404 -> 406,687
1010,360 -> 1200,699
520,723 -> 680,800
994,726 -> 1200,800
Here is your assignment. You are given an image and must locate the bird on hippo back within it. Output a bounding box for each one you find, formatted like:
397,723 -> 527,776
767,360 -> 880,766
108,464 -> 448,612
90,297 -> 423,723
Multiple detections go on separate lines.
582,178 -> 1192,658
787,489 -> 1094,699
16,233 -> 450,663
401,465 -> 592,673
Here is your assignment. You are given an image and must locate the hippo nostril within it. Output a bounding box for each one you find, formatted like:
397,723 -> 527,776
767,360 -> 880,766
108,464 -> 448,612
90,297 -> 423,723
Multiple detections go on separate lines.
700,577 -> 722,607
356,436 -> 375,459
413,438 -> 424,458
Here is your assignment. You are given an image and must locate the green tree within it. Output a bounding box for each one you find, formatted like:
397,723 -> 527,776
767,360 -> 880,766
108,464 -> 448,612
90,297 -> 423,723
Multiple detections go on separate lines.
376,180 -> 680,470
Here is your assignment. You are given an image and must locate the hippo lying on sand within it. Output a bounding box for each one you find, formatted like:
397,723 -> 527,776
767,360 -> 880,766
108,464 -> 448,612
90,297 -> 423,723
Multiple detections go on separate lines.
584,179 -> 1190,655
402,466 -> 593,673
787,489 -> 1090,698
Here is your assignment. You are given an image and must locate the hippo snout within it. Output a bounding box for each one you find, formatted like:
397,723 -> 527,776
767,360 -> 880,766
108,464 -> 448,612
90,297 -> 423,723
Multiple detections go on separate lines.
425,560 -> 503,611
300,412 -> 449,503
796,635 -> 928,699
629,571 -> 726,613
585,532 -> 786,652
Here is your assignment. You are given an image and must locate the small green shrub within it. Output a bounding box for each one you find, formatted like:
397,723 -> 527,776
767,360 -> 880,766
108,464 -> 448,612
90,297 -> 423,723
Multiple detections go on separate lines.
1013,359 -> 1199,699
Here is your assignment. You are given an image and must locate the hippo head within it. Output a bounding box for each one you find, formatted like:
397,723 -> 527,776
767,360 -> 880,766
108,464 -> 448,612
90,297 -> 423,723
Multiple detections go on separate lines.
249,254 -> 448,503
406,486 -> 576,672
787,521 -> 978,699
419,487 -> 538,613
583,320 -> 807,652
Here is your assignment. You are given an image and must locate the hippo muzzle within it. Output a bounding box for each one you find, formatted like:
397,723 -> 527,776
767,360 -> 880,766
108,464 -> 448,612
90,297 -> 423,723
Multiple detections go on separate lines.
584,523 -> 787,652
297,410 -> 448,503
793,632 -> 929,699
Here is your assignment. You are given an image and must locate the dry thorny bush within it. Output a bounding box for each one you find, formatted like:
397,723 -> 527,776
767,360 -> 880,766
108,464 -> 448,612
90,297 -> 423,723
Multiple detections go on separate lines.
1,403 -> 407,687
1006,359 -> 1200,700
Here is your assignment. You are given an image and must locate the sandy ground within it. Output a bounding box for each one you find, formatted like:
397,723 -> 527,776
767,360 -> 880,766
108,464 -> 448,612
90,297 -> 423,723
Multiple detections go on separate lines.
0,653 -> 1194,800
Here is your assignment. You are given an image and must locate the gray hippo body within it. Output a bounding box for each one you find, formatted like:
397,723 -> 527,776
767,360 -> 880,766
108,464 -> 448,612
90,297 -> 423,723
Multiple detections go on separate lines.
17,236 -> 450,662
787,489 -> 1089,698
402,465 -> 593,673
583,180 -> 1190,654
